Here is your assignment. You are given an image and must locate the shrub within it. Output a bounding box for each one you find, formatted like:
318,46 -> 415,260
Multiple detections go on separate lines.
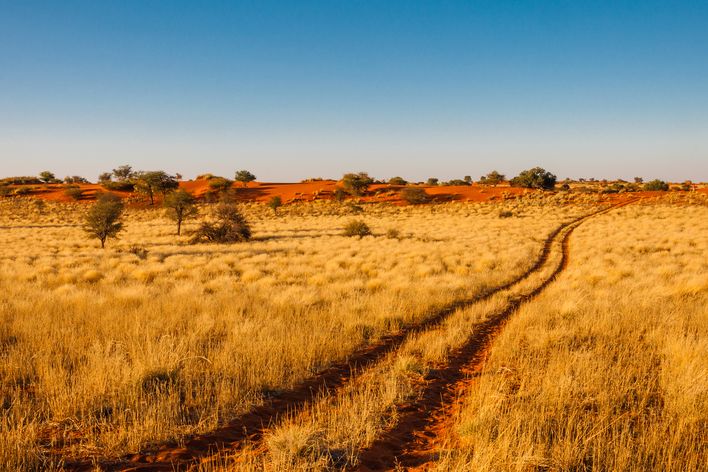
426,178 -> 439,186
643,179 -> 669,191
207,177 -> 233,192
386,228 -> 401,239
0,185 -> 10,197
38,171 -> 59,183
388,176 -> 407,185
442,179 -> 470,186
510,167 -> 557,190
83,193 -> 124,248
128,245 -> 149,260
64,186 -> 84,200
0,176 -> 41,185
343,220 -> 371,238
479,170 -> 505,186
341,172 -> 373,196
334,188 -> 347,203
190,204 -> 251,244
268,195 -> 283,214
498,210 -> 513,218
400,187 -> 430,204
102,180 -> 135,191
13,187 -> 32,196
64,176 -> 89,184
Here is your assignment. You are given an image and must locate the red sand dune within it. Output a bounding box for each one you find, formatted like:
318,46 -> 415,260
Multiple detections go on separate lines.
6,180 -> 704,206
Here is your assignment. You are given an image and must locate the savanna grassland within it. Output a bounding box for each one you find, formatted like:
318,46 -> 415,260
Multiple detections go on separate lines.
0,192 -> 706,471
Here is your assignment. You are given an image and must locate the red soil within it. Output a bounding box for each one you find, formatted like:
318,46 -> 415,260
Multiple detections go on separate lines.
5,181 -> 701,207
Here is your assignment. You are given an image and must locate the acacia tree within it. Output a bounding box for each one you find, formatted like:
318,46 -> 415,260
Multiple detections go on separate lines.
341,172 -> 373,196
234,170 -> 257,187
164,189 -> 198,235
510,167 -> 556,190
84,193 -> 124,248
39,171 -> 58,183
113,165 -> 135,181
135,171 -> 179,205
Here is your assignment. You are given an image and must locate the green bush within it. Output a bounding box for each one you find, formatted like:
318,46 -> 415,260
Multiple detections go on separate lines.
388,176 -> 407,185
643,179 -> 669,191
510,167 -> 556,190
190,204 -> 251,244
102,180 -> 135,191
64,186 -> 84,200
400,187 -> 430,204
343,220 -> 371,238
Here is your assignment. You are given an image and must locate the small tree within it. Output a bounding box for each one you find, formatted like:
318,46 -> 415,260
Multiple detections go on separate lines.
643,179 -> 669,191
463,175 -> 472,184
426,177 -> 439,186
334,188 -> 347,203
234,170 -> 257,187
388,176 -> 407,186
510,167 -> 556,190
268,195 -> 283,215
164,189 -> 197,235
98,172 -> 113,183
113,165 -> 135,181
84,193 -> 124,248
341,172 -> 373,196
480,170 -> 505,186
634,176 -> 643,184
190,204 -> 251,244
135,171 -> 178,205
39,171 -> 57,183
400,187 -> 430,204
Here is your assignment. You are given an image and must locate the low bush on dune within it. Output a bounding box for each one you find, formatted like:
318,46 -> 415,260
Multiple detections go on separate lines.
190,204 -> 251,244
400,187 -> 430,204
643,179 -> 669,191
64,186 -> 84,200
343,220 -> 371,238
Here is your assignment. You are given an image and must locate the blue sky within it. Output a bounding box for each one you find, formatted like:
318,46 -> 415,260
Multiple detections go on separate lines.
1,0 -> 707,181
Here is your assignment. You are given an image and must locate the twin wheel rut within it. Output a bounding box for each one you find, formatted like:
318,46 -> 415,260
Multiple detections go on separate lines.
67,201 -> 634,471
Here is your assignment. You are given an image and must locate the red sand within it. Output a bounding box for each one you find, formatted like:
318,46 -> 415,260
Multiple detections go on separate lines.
6,180 -> 704,206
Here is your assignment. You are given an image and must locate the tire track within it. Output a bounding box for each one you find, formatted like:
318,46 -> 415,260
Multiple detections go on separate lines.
354,200 -> 636,471
64,205 -> 624,471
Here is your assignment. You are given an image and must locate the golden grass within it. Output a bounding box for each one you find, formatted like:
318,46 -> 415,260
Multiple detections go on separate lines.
433,203 -> 708,471
0,196 -> 590,469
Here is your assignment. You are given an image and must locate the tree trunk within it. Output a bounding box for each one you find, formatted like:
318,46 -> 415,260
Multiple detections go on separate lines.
177,219 -> 182,236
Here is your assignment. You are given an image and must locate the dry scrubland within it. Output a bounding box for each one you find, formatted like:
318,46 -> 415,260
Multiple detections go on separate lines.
432,201 -> 708,471
1,194 -> 593,469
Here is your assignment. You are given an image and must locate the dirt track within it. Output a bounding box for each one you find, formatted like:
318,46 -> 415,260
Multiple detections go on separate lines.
63,202 -> 634,471
354,200 -> 636,471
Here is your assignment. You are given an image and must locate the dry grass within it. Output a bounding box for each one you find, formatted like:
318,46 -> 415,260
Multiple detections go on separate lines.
0,196 -> 589,469
433,203 -> 708,471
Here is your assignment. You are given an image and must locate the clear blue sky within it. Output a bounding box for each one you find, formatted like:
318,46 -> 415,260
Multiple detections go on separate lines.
1,0 -> 707,182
